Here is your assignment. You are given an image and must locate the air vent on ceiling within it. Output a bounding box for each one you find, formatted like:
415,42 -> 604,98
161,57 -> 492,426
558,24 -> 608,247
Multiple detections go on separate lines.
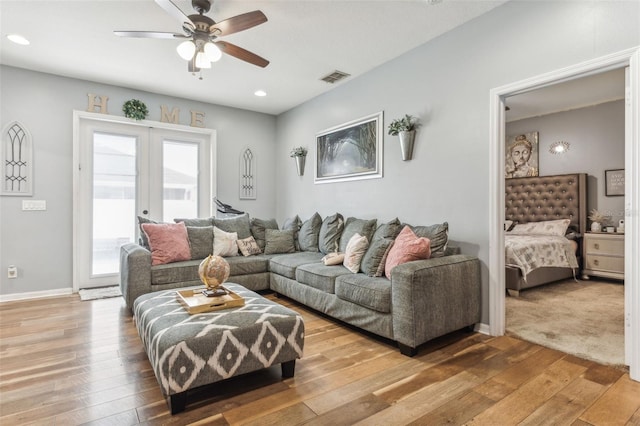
320,70 -> 351,84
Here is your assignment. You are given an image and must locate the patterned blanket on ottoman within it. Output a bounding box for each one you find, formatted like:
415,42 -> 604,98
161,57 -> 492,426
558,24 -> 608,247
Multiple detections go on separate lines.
133,283 -> 305,414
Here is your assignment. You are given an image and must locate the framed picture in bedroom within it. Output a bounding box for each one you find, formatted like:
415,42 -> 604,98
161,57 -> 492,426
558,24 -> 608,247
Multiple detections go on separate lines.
505,131 -> 539,179
315,112 -> 383,184
605,169 -> 624,196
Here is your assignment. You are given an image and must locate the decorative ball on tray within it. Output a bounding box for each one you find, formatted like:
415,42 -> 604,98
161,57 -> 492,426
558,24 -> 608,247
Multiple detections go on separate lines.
198,255 -> 230,297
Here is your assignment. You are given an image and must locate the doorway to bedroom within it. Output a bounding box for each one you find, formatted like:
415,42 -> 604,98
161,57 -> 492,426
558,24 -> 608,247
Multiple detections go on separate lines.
488,47 -> 640,382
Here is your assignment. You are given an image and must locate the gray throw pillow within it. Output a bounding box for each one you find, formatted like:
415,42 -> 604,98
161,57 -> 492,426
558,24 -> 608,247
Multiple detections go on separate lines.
186,226 -> 213,260
137,216 -> 158,249
250,218 -> 279,251
372,218 -> 402,241
174,217 -> 213,227
407,222 -> 449,258
360,238 -> 395,277
264,229 -> 296,255
282,215 -> 302,251
318,213 -> 344,254
298,212 -> 322,252
339,217 -> 377,252
213,213 -> 252,239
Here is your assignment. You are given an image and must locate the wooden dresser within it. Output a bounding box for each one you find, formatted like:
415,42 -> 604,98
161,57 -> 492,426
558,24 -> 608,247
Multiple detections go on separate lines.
582,232 -> 625,280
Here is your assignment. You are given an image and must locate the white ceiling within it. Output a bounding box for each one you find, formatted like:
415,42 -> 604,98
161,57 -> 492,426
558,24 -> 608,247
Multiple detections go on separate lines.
0,0 -> 509,115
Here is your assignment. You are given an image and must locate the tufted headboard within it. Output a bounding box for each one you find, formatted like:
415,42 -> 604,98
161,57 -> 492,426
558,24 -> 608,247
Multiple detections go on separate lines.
505,173 -> 587,235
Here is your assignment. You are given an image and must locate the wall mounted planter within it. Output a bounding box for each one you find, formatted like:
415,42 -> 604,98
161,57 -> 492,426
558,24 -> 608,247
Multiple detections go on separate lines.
399,130 -> 415,161
295,155 -> 306,176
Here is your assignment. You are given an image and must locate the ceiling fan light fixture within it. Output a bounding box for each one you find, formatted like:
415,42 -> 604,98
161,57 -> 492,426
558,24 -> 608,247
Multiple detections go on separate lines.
204,42 -> 222,62
195,51 -> 211,69
177,40 -> 196,60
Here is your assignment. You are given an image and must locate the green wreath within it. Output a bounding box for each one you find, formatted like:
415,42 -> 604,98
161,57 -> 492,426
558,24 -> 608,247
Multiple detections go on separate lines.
122,99 -> 149,120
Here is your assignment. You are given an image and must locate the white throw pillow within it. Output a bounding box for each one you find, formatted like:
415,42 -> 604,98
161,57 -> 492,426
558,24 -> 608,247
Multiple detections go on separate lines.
213,226 -> 239,257
343,233 -> 369,273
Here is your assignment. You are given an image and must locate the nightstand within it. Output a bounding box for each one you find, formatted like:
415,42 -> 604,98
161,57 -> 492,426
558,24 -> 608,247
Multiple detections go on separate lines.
582,232 -> 624,280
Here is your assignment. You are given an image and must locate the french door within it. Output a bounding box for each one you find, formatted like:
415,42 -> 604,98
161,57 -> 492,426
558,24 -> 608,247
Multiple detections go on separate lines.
73,112 -> 215,289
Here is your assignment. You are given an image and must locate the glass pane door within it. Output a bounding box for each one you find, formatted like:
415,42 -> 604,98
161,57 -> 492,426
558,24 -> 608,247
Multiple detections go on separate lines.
92,132 -> 137,276
163,140 -> 198,222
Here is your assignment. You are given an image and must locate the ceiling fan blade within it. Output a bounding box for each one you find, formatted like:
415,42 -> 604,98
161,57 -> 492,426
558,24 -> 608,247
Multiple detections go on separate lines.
210,11 -> 267,37
114,31 -> 187,39
216,41 -> 269,68
155,0 -> 195,28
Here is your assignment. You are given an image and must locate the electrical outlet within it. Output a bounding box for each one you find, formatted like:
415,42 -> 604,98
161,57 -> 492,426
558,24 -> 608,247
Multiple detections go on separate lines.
8,266 -> 17,279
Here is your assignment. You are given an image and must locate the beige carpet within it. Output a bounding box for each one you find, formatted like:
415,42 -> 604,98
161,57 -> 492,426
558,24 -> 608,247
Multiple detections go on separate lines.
506,278 -> 625,368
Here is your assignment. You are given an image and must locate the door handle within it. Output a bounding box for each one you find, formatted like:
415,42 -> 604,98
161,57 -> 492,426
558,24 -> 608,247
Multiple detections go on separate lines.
142,210 -> 148,215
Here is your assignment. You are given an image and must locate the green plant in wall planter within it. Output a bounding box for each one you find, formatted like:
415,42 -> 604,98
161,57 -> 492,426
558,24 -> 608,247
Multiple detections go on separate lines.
388,114 -> 420,161
290,146 -> 307,176
123,99 -> 149,120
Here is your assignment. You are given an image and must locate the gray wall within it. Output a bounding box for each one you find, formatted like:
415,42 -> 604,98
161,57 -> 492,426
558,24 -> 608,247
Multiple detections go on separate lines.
507,100 -> 626,226
0,66 -> 277,296
275,1 -> 640,323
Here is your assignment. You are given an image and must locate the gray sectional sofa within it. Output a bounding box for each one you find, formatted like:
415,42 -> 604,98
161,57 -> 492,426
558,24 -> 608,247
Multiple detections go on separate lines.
120,212 -> 481,356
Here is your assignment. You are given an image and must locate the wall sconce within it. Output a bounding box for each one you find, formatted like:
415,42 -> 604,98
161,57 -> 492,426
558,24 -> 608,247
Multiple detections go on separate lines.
549,141 -> 570,154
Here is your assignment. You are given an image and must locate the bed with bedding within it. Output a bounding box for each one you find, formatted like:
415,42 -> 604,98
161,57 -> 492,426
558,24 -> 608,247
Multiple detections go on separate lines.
505,173 -> 587,295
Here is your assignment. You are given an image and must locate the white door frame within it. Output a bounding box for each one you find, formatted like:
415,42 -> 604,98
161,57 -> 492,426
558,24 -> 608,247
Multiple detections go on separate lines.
72,111 -> 217,291
488,47 -> 640,381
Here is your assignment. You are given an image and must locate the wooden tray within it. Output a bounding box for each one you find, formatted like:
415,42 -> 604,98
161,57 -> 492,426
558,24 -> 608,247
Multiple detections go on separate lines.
176,287 -> 245,314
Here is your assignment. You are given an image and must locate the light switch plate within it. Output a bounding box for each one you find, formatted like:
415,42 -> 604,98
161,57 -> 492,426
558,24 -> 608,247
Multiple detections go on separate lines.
22,200 -> 46,211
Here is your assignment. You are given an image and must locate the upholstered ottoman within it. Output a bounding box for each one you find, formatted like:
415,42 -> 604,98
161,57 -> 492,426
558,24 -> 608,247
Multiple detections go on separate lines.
133,282 -> 305,414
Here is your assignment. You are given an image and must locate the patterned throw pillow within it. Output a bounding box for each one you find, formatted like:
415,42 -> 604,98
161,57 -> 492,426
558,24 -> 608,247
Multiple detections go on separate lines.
141,222 -> 191,265
237,236 -> 262,256
264,229 -> 296,255
322,252 -> 345,265
384,226 -> 431,279
213,226 -> 239,257
343,233 -> 370,273
509,219 -> 571,236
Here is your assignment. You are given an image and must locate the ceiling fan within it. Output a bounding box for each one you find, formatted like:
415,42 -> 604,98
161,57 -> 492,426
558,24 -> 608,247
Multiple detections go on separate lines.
114,0 -> 269,75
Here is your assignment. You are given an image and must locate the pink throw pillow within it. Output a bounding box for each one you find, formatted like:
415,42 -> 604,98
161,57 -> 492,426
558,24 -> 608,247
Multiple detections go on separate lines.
384,226 -> 431,279
141,222 -> 191,266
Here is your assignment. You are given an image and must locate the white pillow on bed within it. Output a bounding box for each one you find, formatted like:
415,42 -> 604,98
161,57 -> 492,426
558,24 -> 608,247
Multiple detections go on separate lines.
509,218 -> 571,236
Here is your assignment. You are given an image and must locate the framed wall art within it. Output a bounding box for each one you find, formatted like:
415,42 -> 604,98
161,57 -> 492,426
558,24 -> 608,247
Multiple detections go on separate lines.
505,131 -> 539,179
605,169 -> 624,196
315,112 -> 383,184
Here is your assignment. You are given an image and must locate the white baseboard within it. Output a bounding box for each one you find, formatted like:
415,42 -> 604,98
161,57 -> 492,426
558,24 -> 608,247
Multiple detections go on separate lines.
0,287 -> 74,303
475,322 -> 491,336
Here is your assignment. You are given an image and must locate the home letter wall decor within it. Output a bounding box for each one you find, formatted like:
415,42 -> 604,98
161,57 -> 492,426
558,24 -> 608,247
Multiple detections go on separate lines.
190,110 -> 205,128
160,105 -> 180,124
87,93 -> 109,114
2,121 -> 33,196
239,147 -> 256,199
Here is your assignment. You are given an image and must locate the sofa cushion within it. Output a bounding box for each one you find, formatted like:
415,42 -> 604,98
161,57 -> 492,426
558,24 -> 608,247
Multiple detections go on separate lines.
372,218 -> 402,241
298,212 -> 322,252
384,226 -> 432,279
406,222 -> 449,258
186,226 -> 213,260
174,217 -> 213,227
360,237 -> 394,277
339,217 -> 377,252
264,229 -> 296,255
224,255 -> 270,276
250,218 -> 279,251
282,215 -> 302,251
237,236 -> 262,256
318,213 -> 344,254
151,259 -> 201,285
213,226 -> 238,257
343,233 -> 369,273
213,213 -> 252,239
141,222 -> 191,266
295,263 -> 351,294
335,274 -> 391,313
269,252 -> 324,280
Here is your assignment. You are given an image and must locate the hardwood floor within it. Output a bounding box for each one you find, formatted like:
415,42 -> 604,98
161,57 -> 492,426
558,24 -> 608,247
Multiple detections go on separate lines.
1,292 -> 639,425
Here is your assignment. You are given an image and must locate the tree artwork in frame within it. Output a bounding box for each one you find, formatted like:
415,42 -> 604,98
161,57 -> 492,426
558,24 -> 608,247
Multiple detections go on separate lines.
605,169 -> 624,196
315,112 -> 383,184
505,131 -> 539,179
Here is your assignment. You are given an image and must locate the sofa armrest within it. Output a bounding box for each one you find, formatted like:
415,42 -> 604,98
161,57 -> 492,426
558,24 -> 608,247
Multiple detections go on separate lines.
390,254 -> 481,351
120,243 -> 152,310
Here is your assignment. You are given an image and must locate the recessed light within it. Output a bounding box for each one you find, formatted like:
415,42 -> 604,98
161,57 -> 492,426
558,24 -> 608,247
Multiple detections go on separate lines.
254,90 -> 267,97
7,34 -> 30,45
